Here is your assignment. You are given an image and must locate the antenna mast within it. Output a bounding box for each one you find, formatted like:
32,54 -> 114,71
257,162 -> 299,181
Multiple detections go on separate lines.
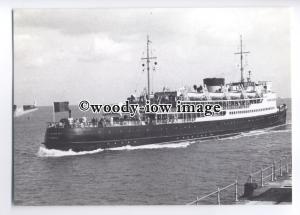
141,35 -> 157,98
234,35 -> 250,83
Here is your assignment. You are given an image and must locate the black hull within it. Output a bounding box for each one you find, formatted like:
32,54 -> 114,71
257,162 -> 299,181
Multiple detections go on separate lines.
43,109 -> 287,152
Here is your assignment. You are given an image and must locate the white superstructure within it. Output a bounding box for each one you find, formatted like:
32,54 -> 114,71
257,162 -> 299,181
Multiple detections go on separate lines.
153,80 -> 279,124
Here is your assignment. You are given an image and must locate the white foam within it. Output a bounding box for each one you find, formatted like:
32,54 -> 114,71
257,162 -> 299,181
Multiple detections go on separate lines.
37,146 -> 104,157
37,141 -> 192,157
107,141 -> 191,151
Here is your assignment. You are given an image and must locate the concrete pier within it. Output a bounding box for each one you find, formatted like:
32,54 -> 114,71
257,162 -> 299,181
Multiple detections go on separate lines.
187,156 -> 292,205
237,173 -> 292,205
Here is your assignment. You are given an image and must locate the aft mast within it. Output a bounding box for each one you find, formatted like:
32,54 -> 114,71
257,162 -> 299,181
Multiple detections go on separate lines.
141,35 -> 157,98
234,35 -> 250,84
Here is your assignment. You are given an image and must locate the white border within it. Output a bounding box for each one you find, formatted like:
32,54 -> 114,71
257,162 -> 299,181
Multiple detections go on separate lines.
0,1 -> 299,215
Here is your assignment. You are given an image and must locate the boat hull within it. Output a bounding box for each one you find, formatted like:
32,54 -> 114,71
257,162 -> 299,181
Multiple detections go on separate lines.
43,109 -> 287,152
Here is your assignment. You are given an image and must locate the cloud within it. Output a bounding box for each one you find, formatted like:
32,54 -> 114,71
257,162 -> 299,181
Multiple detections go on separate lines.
13,8 -> 291,105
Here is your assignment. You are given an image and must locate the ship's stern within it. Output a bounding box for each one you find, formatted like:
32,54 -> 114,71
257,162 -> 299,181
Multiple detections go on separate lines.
43,127 -> 69,150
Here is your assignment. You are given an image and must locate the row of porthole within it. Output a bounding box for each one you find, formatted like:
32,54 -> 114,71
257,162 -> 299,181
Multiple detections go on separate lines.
107,123 -> 243,135
107,133 -> 216,145
107,140 -> 138,146
102,116 -> 279,147
111,125 -> 199,134
104,115 -> 272,135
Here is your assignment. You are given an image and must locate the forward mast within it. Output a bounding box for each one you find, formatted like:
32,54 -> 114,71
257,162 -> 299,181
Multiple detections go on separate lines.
141,35 -> 157,98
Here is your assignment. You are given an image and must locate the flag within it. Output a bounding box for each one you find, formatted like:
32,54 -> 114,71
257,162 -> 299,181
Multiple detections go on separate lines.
54,101 -> 69,113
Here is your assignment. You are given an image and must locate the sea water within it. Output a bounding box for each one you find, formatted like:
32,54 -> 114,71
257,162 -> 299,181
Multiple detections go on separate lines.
13,99 -> 292,205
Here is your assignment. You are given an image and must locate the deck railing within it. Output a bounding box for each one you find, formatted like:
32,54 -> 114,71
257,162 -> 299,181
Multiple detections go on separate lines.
187,156 -> 291,205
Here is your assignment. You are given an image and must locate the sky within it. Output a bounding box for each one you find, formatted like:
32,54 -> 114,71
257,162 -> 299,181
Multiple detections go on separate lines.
13,8 -> 290,106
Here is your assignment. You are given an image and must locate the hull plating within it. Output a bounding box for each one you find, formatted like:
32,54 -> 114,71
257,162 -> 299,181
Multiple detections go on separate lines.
43,110 -> 286,152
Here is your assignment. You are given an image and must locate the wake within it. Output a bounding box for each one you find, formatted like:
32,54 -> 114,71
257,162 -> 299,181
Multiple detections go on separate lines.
218,124 -> 291,141
37,147 -> 104,157
37,141 -> 193,158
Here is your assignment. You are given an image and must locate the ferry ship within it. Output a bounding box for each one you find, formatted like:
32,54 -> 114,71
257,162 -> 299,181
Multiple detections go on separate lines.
43,36 -> 287,152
